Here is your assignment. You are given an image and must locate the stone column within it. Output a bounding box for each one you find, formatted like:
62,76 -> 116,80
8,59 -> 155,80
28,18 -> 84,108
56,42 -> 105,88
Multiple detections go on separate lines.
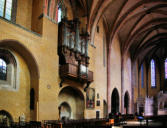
121,57 -> 124,113
146,65 -> 149,98
107,48 -> 111,113
131,61 -> 137,114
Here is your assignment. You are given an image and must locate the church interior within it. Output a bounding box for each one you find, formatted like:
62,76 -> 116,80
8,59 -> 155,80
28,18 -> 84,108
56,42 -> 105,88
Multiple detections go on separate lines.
0,0 -> 167,127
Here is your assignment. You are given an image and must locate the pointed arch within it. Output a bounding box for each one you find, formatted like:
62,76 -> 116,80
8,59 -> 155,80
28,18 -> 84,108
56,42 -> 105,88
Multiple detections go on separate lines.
111,88 -> 119,114
124,91 -> 130,114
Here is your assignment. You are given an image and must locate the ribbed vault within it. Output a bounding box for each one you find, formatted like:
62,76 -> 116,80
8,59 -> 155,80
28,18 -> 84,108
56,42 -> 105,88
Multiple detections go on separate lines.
104,0 -> 167,66
66,0 -> 167,66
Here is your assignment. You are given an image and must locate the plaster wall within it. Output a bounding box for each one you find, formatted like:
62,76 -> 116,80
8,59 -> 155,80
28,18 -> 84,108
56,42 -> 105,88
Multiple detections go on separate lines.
0,50 -> 30,122
109,34 -> 121,113
16,0 -> 33,30
123,53 -> 132,114
84,17 -> 108,118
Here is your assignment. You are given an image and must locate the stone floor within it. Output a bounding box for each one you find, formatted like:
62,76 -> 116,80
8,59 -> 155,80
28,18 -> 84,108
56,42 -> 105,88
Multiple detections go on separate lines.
112,120 -> 165,128
125,120 -> 162,126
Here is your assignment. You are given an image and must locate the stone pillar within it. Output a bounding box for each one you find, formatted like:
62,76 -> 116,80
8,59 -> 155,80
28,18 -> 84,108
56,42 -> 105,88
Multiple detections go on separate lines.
138,66 -> 140,97
146,66 -> 149,97
131,61 -> 137,114
107,48 -> 111,113
121,57 -> 124,113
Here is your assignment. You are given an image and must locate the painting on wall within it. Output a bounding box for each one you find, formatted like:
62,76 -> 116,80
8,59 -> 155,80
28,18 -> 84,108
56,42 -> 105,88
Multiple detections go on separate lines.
86,88 -> 95,108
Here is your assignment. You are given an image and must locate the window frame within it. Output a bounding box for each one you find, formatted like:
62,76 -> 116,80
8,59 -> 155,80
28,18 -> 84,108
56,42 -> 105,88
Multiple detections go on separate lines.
0,49 -> 18,91
0,58 -> 7,80
0,0 -> 17,22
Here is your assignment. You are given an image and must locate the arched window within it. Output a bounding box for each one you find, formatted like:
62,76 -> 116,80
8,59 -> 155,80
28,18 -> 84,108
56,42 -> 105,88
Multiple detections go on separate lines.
165,58 -> 167,79
0,0 -> 17,21
0,49 -> 17,90
151,59 -> 156,87
141,64 -> 144,88
0,58 -> 7,80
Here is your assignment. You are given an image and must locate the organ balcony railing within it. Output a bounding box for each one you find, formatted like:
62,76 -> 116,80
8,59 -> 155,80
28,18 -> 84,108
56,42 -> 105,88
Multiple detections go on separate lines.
59,63 -> 93,83
58,18 -> 93,87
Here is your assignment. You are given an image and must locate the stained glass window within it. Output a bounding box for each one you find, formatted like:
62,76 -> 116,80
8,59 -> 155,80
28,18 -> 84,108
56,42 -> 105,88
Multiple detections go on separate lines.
151,59 -> 156,87
0,58 -> 7,80
165,58 -> 167,79
141,64 -> 144,88
0,0 -> 13,20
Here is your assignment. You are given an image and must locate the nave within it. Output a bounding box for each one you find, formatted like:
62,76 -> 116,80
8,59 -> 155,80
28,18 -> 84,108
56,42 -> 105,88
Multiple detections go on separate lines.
0,0 -> 167,127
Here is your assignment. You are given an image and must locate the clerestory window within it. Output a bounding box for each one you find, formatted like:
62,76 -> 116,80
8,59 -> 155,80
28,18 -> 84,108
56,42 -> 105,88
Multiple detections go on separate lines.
164,58 -> 167,79
151,59 -> 156,87
141,64 -> 144,88
0,0 -> 17,22
53,0 -> 65,23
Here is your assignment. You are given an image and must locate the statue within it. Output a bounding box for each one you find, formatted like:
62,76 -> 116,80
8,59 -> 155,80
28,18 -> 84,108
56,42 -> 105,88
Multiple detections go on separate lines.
19,113 -> 25,126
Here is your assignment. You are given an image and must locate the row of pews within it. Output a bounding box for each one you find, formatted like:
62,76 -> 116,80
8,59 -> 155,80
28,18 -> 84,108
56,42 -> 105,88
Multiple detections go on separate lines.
0,121 -> 41,128
1,115 -> 167,128
43,118 -> 109,128
0,115 -> 133,128
42,115 -> 135,128
144,115 -> 167,126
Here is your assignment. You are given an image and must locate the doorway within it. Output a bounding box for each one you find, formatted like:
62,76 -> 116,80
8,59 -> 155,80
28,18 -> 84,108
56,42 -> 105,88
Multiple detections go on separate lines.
58,86 -> 84,119
111,88 -> 119,114
124,91 -> 129,114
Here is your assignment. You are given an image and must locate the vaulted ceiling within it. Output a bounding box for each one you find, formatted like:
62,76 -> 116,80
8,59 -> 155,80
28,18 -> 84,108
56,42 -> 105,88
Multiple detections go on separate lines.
68,0 -> 167,65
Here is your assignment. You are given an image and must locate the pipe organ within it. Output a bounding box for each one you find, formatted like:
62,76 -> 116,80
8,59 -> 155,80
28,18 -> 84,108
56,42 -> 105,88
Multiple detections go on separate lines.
58,18 -> 93,88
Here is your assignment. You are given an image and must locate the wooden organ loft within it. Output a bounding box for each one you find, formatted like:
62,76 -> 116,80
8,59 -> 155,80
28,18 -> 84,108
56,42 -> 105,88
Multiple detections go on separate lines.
58,18 -> 93,89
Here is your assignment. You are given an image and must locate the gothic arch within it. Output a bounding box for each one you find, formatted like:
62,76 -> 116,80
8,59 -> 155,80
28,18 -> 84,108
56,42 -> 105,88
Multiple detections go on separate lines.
124,91 -> 130,114
111,88 -> 120,114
